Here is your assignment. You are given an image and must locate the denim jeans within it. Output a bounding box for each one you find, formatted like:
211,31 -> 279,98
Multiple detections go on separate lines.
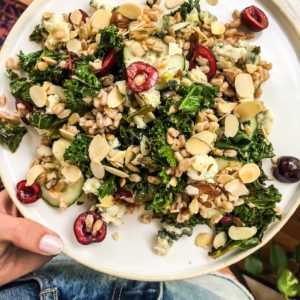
0,254 -> 253,300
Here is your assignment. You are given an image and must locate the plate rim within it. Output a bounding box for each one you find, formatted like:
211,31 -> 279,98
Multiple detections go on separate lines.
0,0 -> 299,281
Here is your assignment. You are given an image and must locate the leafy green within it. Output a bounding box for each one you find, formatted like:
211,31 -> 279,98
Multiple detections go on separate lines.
0,120 -> 27,152
29,25 -> 45,43
270,243 -> 287,275
148,119 -> 176,167
173,0 -> 200,20
115,122 -> 144,147
151,191 -> 173,213
277,269 -> 300,299
215,130 -> 252,151
157,15 -> 170,38
63,79 -> 94,114
63,133 -> 92,175
18,50 -> 66,84
29,111 -> 66,129
99,26 -> 124,49
75,60 -> 101,90
245,255 -> 263,276
98,175 -> 117,198
178,85 -> 218,116
7,71 -> 32,103
125,105 -> 154,122
159,167 -> 170,185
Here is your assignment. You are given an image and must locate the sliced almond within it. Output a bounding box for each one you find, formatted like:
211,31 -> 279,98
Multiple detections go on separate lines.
103,165 -> 129,178
189,198 -> 200,214
90,9 -> 112,30
193,131 -> 216,146
217,174 -> 235,185
224,179 -> 249,197
195,233 -> 213,250
211,21 -> 226,35
90,159 -> 105,179
89,135 -> 110,161
228,225 -> 257,240
234,100 -> 263,122
140,135 -> 150,156
26,164 -> 45,186
47,84 -> 65,99
107,86 -> 124,108
207,0 -> 218,5
185,138 -> 211,156
115,80 -> 127,95
36,145 -> 52,157
66,38 -> 82,53
238,163 -> 260,184
213,232 -> 227,249
29,85 -> 47,107
70,10 -> 83,26
217,102 -> 237,115
61,164 -> 82,183
235,73 -> 254,98
224,114 -> 239,138
52,138 -> 71,162
59,128 -> 76,141
128,41 -> 145,57
118,3 -> 143,20
165,0 -> 185,9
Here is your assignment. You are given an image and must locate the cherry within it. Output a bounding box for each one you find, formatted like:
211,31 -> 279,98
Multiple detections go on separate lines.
241,6 -> 269,32
15,99 -> 33,125
126,62 -> 158,92
115,188 -> 134,203
220,214 -> 234,225
97,50 -> 118,76
68,52 -> 80,76
273,156 -> 300,183
189,46 -> 217,80
74,211 -> 107,245
16,180 -> 41,204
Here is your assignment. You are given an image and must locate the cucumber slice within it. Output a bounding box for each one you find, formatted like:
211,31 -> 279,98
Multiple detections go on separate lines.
215,158 -> 242,171
42,177 -> 84,208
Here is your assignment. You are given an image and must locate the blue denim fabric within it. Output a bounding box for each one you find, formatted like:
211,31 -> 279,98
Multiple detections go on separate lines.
0,254 -> 253,300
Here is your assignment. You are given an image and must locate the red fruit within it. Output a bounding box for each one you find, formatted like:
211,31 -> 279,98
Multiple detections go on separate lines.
74,211 -> 107,245
115,188 -> 134,203
16,180 -> 41,204
97,50 -> 118,76
68,52 -> 79,76
189,46 -> 217,80
15,99 -> 33,125
68,9 -> 89,25
126,62 -> 158,92
241,6 -> 269,32
220,214 -> 234,225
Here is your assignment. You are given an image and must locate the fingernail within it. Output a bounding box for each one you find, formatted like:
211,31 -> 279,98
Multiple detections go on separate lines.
39,234 -> 64,255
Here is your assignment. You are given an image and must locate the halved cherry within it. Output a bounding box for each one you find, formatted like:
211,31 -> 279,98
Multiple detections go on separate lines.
126,62 -> 158,92
16,180 -> 41,204
97,50 -> 118,76
115,188 -> 134,204
74,211 -> 107,245
241,6 -> 269,32
189,46 -> 217,80
68,51 -> 79,76
15,99 -> 33,125
220,214 -> 234,225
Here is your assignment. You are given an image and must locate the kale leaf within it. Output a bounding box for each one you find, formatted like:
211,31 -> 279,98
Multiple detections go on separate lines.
7,71 -> 32,103
115,122 -> 144,148
148,119 -> 176,167
178,84 -> 218,116
29,111 -> 66,129
0,119 -> 27,152
75,60 -> 101,90
63,79 -> 94,114
98,175 -> 117,198
63,133 -> 92,175
173,0 -> 200,20
99,26 -> 124,49
29,25 -> 46,43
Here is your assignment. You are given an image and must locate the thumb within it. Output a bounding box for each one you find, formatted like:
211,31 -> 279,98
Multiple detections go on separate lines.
0,214 -> 64,256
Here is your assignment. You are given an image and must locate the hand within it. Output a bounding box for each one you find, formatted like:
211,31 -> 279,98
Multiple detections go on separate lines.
0,190 -> 64,286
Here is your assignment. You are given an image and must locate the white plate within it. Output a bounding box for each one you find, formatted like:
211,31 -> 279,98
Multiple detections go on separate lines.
0,0 -> 299,281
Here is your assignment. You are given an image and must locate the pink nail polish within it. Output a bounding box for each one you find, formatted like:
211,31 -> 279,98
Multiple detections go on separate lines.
39,234 -> 64,255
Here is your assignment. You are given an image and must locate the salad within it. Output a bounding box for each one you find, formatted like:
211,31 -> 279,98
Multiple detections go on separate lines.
1,0 -> 299,258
